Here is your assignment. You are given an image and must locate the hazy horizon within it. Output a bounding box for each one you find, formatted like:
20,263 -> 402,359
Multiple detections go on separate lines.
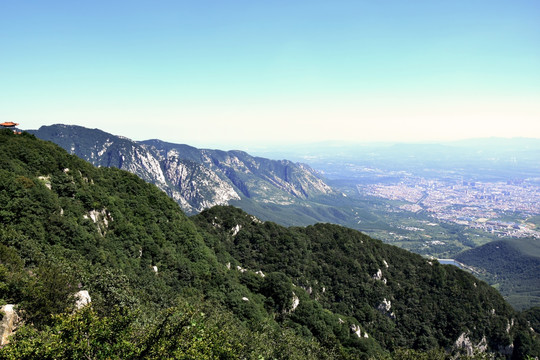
3,1 -> 539,146
24,123 -> 540,153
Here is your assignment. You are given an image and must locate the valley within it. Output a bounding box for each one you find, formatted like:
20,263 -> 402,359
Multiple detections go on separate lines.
362,176 -> 540,237
30,125 -> 540,310
331,173 -> 540,255
3,129 -> 539,358
5,0 -> 539,357
251,140 -> 540,252
249,140 -> 540,311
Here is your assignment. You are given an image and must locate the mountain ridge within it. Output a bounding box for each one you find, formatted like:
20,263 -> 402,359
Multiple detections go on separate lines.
1,129 -> 539,358
30,124 -> 335,217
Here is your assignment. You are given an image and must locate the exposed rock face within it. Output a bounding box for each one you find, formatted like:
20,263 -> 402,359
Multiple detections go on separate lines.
231,224 -> 242,236
454,332 -> 474,356
161,151 -> 240,212
377,298 -> 391,313
74,290 -> 92,310
236,265 -> 247,273
0,305 -> 19,346
377,298 -> 396,319
290,292 -> 300,312
372,268 -> 388,284
84,208 -> 112,236
146,140 -> 335,206
32,125 -> 335,215
37,175 -> 52,189
351,324 -> 362,338
350,324 -> 368,339
454,332 -> 490,357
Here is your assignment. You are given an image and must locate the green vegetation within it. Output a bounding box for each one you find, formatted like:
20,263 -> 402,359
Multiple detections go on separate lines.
526,215 -> 540,231
455,238 -> 540,310
0,130 -> 538,358
32,124 -> 494,258
336,196 -> 495,258
193,206 -> 525,354
522,307 -> 540,333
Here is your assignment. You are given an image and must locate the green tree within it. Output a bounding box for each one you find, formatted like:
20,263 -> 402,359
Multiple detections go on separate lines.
261,272 -> 293,313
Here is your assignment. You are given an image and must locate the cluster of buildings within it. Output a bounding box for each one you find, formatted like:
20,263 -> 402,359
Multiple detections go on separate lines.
363,177 -> 540,239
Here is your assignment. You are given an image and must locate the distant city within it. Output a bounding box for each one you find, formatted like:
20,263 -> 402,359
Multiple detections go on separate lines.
363,176 -> 540,239
253,139 -> 540,255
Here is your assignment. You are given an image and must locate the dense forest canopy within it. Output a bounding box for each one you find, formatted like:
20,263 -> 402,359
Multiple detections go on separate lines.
456,238 -> 540,310
0,130 -> 538,359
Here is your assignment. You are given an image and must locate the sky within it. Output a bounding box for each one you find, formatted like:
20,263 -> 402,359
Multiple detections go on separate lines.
1,0 -> 539,148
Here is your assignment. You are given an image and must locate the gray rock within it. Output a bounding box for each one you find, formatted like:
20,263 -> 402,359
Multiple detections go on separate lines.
0,305 -> 19,346
74,290 -> 92,310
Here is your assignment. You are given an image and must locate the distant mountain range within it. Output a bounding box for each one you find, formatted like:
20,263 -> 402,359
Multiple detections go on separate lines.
249,138 -> 540,181
30,125 -> 346,224
28,124 -> 540,313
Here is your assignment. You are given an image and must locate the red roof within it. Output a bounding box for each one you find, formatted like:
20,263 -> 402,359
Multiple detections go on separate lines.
0,122 -> 19,127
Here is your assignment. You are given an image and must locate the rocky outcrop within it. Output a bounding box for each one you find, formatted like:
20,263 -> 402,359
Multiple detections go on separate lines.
377,298 -> 391,312
377,298 -> 396,319
0,305 -> 19,346
453,332 -> 489,357
74,290 -> 92,310
161,152 -> 240,212
372,268 -> 387,284
350,324 -> 369,339
231,224 -> 242,236
373,269 -> 383,281
290,292 -> 300,312
84,208 -> 112,236
147,140 -> 335,206
32,125 -> 335,215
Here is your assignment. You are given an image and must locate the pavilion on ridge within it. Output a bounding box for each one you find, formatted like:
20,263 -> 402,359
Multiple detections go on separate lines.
0,122 -> 21,134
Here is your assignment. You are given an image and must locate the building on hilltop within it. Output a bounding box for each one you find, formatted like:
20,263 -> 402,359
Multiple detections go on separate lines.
0,122 -> 21,134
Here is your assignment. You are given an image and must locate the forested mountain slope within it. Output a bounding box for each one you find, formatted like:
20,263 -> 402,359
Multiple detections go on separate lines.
0,130 -> 538,358
31,124 -> 349,227
456,239 -> 540,311
29,124 -> 241,214
193,206 -> 532,354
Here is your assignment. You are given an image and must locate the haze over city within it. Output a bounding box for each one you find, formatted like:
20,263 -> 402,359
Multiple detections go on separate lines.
2,1 -> 539,148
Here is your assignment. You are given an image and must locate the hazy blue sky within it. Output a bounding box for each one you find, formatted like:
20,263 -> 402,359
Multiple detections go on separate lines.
1,1 -> 539,148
